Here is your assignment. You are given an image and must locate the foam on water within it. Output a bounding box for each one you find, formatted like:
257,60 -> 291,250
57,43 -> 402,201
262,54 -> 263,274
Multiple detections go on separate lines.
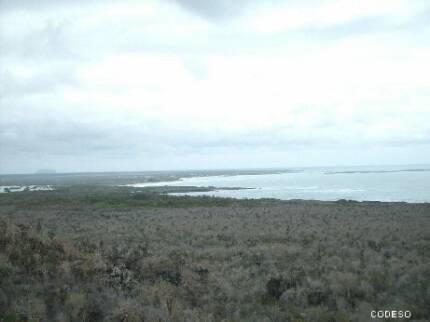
0,185 -> 54,193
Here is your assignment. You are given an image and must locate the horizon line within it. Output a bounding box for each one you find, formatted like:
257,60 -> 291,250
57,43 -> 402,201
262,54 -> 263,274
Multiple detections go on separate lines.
1,163 -> 430,176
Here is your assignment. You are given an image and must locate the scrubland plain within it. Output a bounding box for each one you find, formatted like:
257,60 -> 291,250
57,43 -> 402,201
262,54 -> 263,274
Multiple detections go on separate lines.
0,186 -> 429,321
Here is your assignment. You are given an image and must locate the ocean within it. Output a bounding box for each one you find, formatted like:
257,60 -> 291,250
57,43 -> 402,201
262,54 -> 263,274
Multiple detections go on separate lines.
131,165 -> 430,203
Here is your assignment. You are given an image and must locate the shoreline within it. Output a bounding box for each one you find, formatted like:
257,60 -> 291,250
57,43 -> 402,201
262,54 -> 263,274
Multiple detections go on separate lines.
1,183 -> 429,204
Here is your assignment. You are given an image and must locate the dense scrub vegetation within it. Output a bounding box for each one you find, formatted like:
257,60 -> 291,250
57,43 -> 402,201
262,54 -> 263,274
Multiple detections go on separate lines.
0,186 -> 259,209
0,188 -> 429,321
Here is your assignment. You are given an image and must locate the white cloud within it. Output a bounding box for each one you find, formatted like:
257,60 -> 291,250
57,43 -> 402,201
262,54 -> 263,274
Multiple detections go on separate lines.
0,0 -> 429,173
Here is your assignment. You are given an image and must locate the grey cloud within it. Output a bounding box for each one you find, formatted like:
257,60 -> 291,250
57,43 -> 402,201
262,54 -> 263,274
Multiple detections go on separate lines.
169,0 -> 251,21
0,0 -> 58,10
1,111 -> 429,173
0,123 -> 138,160
0,66 -> 79,98
0,114 -> 285,159
297,10 -> 430,41
0,18 -> 80,62
0,0 -> 106,11
0,112 -> 209,159
298,16 -> 389,40
2,94 -> 430,161
3,1 -> 428,66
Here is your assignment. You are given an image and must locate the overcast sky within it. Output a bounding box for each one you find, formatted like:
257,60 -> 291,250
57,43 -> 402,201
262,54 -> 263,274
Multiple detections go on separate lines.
1,0 -> 429,173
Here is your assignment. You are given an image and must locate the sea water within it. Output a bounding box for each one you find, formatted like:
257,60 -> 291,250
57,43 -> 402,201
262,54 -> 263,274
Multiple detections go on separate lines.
130,165 -> 430,202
